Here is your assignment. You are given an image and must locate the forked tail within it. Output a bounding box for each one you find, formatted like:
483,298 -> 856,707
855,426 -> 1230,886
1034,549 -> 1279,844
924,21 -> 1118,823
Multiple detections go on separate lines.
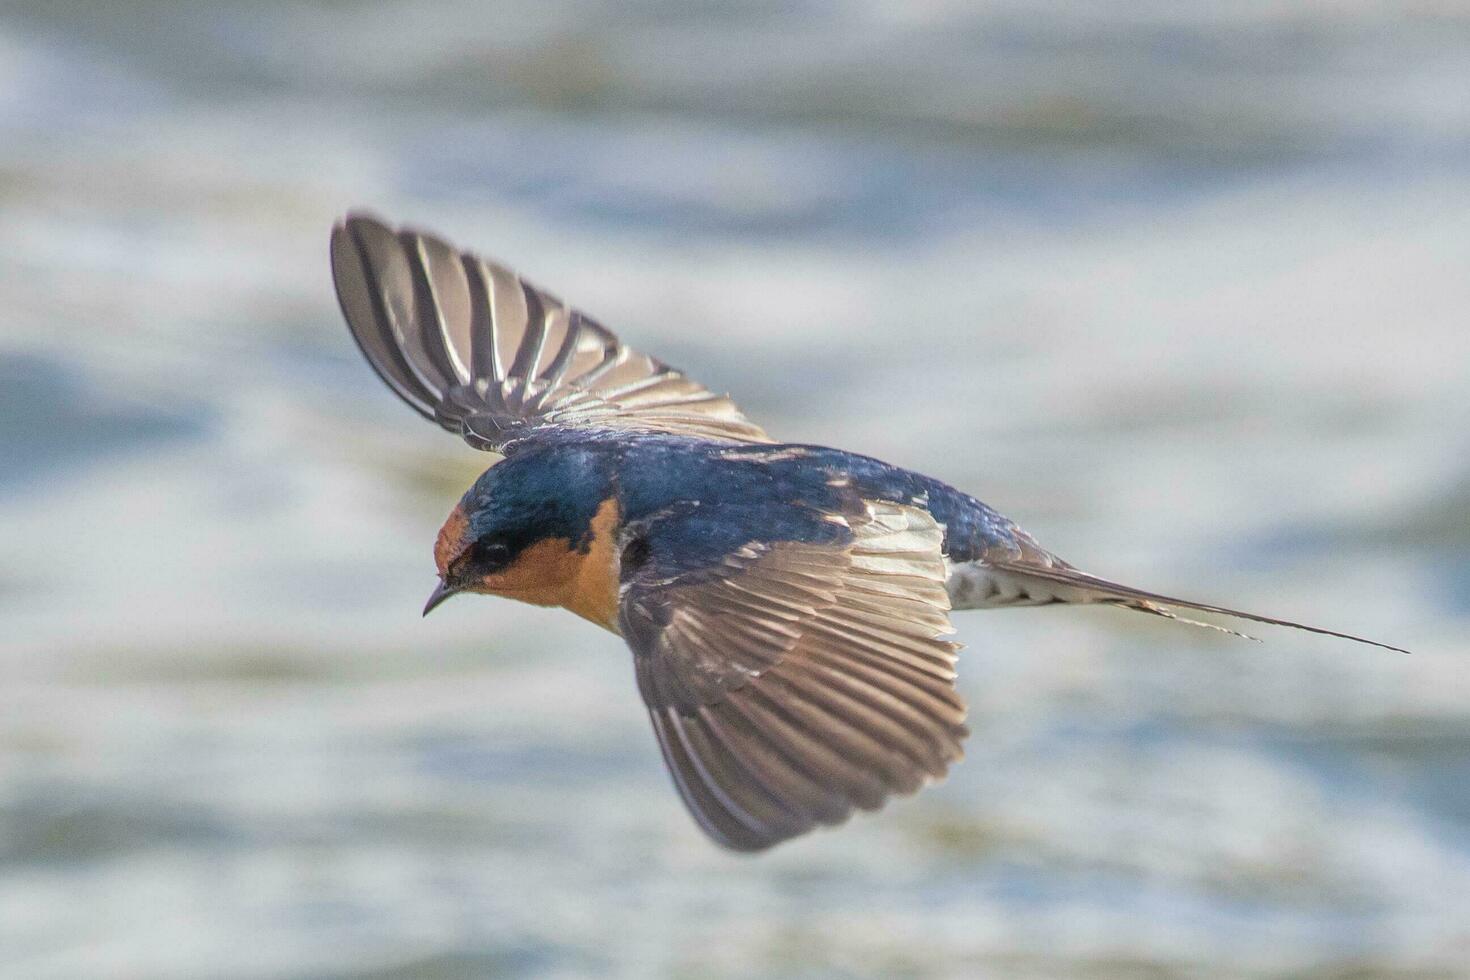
969,559 -> 1411,654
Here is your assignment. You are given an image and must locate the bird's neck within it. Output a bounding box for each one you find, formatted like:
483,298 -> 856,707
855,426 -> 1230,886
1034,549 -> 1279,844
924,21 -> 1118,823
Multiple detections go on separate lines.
560,497 -> 623,633
489,496 -> 622,633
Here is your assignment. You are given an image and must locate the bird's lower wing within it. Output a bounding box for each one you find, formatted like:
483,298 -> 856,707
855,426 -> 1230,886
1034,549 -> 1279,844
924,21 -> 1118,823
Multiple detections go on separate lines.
621,500 -> 968,851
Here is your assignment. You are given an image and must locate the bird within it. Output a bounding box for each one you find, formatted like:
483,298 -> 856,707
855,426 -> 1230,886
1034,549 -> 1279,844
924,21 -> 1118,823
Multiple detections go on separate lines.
330,211 -> 1408,852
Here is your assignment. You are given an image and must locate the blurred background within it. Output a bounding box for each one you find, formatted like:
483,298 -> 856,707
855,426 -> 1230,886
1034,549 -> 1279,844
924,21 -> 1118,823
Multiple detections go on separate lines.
2,2 -> 1469,977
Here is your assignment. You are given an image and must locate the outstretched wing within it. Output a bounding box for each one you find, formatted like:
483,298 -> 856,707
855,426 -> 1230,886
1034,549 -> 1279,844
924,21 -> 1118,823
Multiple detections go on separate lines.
620,500 -> 968,851
330,212 -> 772,452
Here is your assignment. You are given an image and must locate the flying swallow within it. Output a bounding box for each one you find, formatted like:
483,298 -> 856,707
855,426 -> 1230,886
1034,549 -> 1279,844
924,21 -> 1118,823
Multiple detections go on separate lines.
330,212 -> 1407,851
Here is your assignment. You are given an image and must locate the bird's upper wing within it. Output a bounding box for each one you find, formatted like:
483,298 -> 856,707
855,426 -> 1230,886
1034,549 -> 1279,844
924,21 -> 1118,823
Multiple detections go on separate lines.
619,499 -> 968,851
330,212 -> 772,452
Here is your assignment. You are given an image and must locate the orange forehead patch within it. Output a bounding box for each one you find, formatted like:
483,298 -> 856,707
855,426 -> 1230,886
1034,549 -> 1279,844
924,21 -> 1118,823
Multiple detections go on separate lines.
434,504 -> 470,575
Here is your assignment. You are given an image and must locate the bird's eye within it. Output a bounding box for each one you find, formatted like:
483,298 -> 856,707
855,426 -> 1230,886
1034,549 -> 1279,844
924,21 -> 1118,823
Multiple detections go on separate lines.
471,539 -> 512,570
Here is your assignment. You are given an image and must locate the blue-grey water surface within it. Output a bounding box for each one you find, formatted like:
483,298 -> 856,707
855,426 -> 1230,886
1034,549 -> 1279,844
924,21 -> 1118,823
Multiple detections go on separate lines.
2,3 -> 1469,977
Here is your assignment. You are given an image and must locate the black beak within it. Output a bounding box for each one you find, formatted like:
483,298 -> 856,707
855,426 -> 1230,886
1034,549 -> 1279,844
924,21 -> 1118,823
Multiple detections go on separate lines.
422,579 -> 459,617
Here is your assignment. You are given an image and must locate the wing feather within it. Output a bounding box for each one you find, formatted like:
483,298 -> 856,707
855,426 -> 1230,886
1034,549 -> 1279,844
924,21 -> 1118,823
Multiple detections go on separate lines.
331,212 -> 772,452
621,501 -> 968,851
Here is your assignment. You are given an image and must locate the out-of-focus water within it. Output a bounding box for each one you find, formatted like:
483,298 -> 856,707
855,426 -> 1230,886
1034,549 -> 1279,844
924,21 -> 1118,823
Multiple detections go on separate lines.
2,2 -> 1469,977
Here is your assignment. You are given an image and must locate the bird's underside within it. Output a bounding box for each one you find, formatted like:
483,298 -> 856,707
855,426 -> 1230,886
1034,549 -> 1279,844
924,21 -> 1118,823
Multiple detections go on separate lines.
331,211 -> 1409,852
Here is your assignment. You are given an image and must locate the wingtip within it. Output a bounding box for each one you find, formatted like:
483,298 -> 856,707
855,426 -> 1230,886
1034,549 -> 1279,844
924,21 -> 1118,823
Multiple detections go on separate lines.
332,209 -> 392,242
330,211 -> 378,262
338,207 -> 389,224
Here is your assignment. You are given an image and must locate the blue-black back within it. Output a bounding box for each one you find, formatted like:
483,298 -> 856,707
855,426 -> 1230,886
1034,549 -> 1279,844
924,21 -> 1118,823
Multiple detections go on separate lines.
500,430 -> 1027,577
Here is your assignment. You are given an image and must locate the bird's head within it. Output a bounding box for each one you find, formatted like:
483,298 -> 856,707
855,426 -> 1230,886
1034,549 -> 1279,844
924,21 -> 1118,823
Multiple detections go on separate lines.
423,448 -> 621,627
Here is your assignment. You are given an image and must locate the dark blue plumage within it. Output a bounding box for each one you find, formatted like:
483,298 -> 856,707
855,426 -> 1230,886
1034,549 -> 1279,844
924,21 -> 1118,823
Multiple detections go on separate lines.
456,429 -> 1031,581
458,441 -> 615,559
